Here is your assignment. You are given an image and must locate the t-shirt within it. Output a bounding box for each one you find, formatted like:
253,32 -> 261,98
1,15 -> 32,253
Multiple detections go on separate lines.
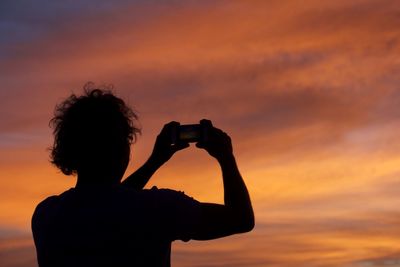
31,185 -> 201,267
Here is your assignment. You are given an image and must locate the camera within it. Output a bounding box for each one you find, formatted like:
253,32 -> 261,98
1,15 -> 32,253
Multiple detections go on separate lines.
171,124 -> 207,144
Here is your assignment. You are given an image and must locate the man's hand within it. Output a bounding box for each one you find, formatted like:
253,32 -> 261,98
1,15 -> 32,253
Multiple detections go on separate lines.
123,121 -> 189,189
149,121 -> 190,166
196,119 -> 233,162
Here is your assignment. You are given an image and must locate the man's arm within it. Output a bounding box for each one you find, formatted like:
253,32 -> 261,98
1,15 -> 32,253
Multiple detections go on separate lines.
122,121 -> 189,189
122,156 -> 163,189
192,120 -> 254,240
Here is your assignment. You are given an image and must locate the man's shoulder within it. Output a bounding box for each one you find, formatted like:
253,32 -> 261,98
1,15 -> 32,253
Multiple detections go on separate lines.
31,196 -> 59,231
143,186 -> 200,210
34,195 -> 60,213
146,186 -> 194,199
32,189 -> 74,220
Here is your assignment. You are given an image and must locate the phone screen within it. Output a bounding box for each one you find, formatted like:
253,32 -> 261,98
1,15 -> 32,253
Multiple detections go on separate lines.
179,125 -> 201,142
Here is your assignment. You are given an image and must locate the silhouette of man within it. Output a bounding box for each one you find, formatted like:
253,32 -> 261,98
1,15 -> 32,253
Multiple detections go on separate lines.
32,88 -> 254,267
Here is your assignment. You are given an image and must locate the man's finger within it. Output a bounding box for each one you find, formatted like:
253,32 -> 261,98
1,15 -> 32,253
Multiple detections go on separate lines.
200,119 -> 213,127
173,142 -> 190,152
159,121 -> 180,140
162,121 -> 179,132
195,142 -> 205,149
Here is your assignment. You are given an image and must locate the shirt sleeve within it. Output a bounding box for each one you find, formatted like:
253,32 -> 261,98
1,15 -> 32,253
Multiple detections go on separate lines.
153,188 -> 201,242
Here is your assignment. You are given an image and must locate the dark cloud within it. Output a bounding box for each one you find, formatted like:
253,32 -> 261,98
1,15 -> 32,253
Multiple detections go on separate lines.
0,235 -> 35,267
0,0 -> 145,44
288,0 -> 400,34
351,253 -> 400,267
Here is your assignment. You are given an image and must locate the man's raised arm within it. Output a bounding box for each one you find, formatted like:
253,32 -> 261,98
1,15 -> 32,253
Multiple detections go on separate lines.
192,120 -> 254,240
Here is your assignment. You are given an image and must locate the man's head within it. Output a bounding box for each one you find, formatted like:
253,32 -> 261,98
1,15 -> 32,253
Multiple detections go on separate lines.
50,86 -> 140,182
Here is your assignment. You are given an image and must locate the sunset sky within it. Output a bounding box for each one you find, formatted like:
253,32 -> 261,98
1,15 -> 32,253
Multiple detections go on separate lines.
1,0 -> 400,266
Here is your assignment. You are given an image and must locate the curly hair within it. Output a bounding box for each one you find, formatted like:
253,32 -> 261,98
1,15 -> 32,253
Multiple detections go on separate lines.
49,84 -> 141,175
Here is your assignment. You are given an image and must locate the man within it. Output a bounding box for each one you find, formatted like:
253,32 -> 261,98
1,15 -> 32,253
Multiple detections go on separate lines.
32,88 -> 254,267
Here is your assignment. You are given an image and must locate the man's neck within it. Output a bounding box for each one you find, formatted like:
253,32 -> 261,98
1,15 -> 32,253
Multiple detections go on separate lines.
76,172 -> 120,189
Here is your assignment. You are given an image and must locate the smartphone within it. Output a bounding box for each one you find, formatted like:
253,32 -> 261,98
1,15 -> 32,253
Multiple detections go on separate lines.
171,123 -> 209,144
178,124 -> 201,143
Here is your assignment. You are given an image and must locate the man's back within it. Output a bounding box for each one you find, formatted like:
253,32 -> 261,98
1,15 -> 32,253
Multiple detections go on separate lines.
32,186 -> 200,267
